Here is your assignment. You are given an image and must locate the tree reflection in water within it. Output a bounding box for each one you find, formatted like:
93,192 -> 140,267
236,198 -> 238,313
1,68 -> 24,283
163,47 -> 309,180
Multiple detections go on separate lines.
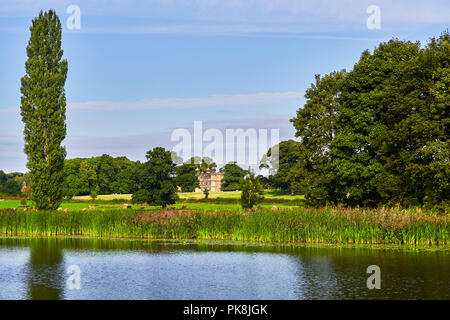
25,238 -> 65,300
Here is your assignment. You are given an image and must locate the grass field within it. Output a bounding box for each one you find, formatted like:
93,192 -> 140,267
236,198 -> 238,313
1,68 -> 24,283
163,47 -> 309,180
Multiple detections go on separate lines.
72,191 -> 305,201
0,190 -> 302,211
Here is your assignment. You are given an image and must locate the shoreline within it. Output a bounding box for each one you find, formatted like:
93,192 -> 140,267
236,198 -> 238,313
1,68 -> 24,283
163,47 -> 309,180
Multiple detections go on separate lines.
1,234 -> 448,252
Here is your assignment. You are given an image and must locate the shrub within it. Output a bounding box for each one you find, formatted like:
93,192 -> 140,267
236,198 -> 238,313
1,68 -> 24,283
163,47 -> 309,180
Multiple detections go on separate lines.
240,171 -> 264,209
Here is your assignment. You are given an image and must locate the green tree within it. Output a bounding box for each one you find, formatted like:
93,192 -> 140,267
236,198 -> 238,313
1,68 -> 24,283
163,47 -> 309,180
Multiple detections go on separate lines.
62,156 -> 138,196
131,147 -> 179,208
332,39 -> 422,206
290,71 -> 346,204
175,162 -> 199,192
20,10 -> 68,209
199,157 -> 216,172
62,158 -> 84,197
115,161 -> 139,194
79,160 -> 99,196
97,154 -> 116,194
330,34 -> 449,207
0,171 -> 7,183
186,156 -> 216,172
90,190 -> 98,200
3,180 -> 21,196
12,173 -> 30,190
240,171 -> 264,209
398,32 -> 450,207
256,174 -> 272,189
0,170 -> 7,193
287,33 -> 449,208
221,162 -> 247,191
260,140 -> 303,194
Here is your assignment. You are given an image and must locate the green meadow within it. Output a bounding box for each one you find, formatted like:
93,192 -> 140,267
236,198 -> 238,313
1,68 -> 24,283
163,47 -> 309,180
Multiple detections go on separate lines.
0,191 -> 303,212
71,191 -> 305,201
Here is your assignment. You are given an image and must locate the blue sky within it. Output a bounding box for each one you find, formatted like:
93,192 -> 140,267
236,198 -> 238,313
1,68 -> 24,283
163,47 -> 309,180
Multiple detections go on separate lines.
0,0 -> 449,172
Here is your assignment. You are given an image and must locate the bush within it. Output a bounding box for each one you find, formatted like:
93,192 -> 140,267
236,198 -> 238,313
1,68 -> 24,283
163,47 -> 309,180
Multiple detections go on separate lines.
240,171 -> 264,209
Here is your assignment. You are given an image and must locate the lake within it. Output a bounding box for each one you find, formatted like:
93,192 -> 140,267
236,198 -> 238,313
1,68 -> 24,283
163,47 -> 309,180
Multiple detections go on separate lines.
0,237 -> 448,300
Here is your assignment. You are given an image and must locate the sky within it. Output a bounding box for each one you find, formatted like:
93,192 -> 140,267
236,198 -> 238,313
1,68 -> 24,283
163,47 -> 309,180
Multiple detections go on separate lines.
0,0 -> 449,172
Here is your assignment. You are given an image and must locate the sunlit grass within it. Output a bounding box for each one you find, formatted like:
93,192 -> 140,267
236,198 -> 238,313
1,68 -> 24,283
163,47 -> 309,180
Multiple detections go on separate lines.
72,194 -> 133,201
71,191 -> 305,201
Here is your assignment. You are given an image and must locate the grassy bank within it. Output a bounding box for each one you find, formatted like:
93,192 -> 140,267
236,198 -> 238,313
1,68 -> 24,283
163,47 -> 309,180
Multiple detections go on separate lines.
0,207 -> 447,246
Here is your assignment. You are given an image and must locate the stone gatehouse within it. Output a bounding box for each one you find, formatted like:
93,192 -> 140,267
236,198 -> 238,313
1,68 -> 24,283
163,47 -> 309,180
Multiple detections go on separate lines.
195,168 -> 224,193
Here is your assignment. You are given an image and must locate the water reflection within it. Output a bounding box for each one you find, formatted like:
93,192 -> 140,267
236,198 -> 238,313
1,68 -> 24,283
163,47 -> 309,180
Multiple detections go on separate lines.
25,238 -> 65,300
289,247 -> 450,299
0,237 -> 448,300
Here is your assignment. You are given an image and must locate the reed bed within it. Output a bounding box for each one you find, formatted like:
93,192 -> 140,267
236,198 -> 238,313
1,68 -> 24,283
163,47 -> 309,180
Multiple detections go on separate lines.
0,207 -> 448,246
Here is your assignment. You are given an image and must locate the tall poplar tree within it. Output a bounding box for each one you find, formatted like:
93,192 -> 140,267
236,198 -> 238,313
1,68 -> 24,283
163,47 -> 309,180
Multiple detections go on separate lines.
20,10 -> 68,210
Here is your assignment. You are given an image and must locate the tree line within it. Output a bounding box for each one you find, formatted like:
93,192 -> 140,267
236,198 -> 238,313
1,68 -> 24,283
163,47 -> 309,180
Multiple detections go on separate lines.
60,154 -> 249,198
265,32 -> 449,209
0,171 -> 29,196
1,152 -> 264,209
0,155 -> 250,198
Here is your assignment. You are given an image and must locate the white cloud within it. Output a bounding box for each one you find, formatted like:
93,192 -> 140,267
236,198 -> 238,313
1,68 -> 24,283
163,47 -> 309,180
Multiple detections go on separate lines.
70,91 -> 303,112
0,91 -> 303,114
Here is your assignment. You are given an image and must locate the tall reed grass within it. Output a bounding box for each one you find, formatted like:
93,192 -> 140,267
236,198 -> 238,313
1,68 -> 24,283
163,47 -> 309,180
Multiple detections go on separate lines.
0,207 -> 447,246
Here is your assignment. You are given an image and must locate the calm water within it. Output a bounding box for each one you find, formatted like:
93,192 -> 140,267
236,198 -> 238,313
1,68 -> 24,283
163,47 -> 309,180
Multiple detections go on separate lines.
0,237 -> 448,300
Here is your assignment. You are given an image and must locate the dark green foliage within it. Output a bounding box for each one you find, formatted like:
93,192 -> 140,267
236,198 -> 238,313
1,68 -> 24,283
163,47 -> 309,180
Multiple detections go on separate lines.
62,155 -> 138,197
20,10 -> 68,210
0,171 -> 7,185
0,171 -> 6,195
79,160 -> 99,196
174,157 -> 216,192
332,34 -> 449,207
11,173 -> 30,189
175,162 -> 199,192
240,171 -> 264,209
97,154 -> 135,194
256,175 -> 272,189
332,40 -> 422,206
131,189 -> 152,204
0,171 -> 28,196
288,32 -> 449,208
290,71 -> 346,204
261,140 -> 303,194
131,147 -> 179,208
221,162 -> 247,191
2,180 -> 21,196
203,188 -> 209,199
